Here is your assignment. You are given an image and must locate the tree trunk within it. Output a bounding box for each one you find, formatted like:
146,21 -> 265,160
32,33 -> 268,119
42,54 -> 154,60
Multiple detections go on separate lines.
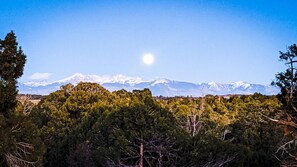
139,142 -> 143,167
192,113 -> 196,137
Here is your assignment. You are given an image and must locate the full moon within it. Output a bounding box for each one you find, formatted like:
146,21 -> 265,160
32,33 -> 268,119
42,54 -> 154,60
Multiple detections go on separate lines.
142,53 -> 154,65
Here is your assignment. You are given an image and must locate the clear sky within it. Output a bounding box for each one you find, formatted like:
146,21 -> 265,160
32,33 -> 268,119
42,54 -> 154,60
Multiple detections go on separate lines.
0,0 -> 296,84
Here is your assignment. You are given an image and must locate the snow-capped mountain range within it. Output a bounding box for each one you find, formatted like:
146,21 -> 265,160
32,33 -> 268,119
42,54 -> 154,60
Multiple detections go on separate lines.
18,73 -> 279,96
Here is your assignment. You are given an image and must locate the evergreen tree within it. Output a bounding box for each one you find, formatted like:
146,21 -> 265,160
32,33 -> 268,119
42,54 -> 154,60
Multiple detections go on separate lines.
273,44 -> 297,116
0,31 -> 26,117
272,44 -> 297,165
0,31 -> 45,166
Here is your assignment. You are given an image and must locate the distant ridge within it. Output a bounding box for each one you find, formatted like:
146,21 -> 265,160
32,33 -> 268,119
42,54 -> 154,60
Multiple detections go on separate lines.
18,73 -> 279,96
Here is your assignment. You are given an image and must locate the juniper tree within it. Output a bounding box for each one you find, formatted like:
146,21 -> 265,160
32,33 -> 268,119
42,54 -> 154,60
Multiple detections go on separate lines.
0,31 -> 26,117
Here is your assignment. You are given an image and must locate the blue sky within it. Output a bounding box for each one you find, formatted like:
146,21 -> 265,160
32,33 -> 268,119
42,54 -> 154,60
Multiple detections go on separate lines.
0,0 -> 296,84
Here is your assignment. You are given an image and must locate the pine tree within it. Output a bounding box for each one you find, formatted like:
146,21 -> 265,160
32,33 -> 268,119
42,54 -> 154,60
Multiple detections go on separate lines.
272,44 -> 297,132
272,44 -> 297,165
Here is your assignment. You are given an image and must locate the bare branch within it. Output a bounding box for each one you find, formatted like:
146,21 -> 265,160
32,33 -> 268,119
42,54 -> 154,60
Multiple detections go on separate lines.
203,154 -> 237,167
5,153 -> 37,167
261,113 -> 297,129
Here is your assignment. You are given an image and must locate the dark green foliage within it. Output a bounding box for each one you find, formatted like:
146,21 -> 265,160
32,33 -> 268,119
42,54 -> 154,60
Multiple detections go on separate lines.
0,31 -> 26,80
0,31 -> 26,117
66,141 -> 95,167
31,84 -> 283,166
186,134 -> 247,167
161,94 -> 281,166
0,31 -> 45,167
273,44 -> 297,115
0,114 -> 45,166
91,104 -> 185,166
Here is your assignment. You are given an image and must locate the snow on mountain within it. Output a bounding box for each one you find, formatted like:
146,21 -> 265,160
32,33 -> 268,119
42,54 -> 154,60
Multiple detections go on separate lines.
110,75 -> 144,85
150,78 -> 170,86
18,73 -> 280,96
208,82 -> 222,91
56,73 -> 90,84
37,73 -> 145,85
231,81 -> 251,89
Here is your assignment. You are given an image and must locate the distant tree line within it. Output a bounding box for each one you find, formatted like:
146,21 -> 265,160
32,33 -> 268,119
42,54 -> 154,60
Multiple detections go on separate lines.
0,32 -> 296,166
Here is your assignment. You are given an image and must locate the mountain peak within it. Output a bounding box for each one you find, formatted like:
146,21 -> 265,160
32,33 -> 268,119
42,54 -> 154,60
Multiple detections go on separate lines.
207,82 -> 222,90
20,73 -> 280,96
208,82 -> 218,86
232,81 -> 251,89
151,78 -> 170,86
53,73 -> 144,85
110,74 -> 144,84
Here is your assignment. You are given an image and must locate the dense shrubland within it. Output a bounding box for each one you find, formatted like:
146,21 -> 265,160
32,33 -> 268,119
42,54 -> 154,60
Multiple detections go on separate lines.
27,83 -> 283,166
